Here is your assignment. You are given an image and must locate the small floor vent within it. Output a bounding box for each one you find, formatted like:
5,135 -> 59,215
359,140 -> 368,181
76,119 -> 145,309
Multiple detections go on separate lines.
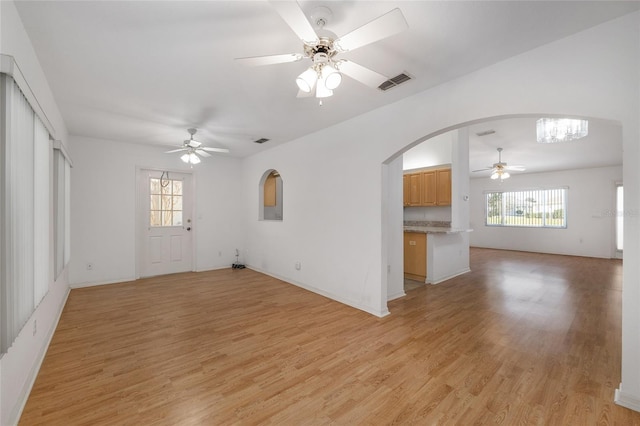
254,138 -> 270,144
378,72 -> 412,91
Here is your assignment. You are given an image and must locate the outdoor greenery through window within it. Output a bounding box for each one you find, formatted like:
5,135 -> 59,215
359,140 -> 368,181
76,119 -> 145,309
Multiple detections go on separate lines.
150,177 -> 183,227
485,188 -> 567,228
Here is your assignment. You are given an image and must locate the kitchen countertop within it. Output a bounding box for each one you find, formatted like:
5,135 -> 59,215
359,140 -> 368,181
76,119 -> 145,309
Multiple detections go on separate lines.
403,221 -> 472,234
403,225 -> 472,234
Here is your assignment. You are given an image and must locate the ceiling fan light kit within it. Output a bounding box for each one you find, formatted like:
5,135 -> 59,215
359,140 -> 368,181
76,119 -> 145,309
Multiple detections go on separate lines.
165,128 -> 230,165
236,2 -> 409,99
536,118 -> 588,143
472,147 -> 525,181
491,170 -> 510,180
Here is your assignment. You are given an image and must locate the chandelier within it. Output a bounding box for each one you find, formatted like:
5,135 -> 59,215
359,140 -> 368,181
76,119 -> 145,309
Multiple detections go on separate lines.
536,118 -> 588,143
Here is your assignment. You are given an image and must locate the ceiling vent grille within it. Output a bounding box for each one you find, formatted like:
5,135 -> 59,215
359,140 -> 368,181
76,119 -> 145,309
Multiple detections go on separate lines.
378,72 -> 412,91
475,129 -> 496,137
254,138 -> 270,144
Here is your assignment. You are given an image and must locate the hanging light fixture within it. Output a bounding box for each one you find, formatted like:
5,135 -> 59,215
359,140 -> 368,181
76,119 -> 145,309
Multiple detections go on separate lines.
296,68 -> 318,93
536,118 -> 588,143
293,33 -> 343,99
491,170 -> 510,180
322,63 -> 342,90
181,151 -> 201,165
315,72 -> 333,98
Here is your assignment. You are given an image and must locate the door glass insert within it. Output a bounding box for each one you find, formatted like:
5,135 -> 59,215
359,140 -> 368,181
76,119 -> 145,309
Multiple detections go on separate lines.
150,177 -> 183,227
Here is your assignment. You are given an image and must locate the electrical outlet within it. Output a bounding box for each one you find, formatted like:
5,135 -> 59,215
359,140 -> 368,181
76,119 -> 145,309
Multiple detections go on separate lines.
218,251 -> 222,257
33,320 -> 37,336
295,261 -> 301,270
86,262 -> 93,271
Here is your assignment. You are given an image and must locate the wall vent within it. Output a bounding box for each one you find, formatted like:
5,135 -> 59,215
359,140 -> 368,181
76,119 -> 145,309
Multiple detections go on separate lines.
475,129 -> 496,137
378,72 -> 412,91
254,138 -> 270,144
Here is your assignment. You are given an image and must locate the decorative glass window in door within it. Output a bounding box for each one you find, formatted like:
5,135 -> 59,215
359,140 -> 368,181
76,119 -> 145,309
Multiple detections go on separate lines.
150,176 -> 183,226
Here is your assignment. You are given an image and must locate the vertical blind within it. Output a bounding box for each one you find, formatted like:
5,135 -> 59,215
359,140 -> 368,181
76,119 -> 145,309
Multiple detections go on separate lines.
485,188 -> 567,228
1,75 -> 51,353
53,144 -> 71,278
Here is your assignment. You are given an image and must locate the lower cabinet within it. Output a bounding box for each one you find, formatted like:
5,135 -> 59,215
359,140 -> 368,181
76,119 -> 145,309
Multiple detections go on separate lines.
404,232 -> 426,281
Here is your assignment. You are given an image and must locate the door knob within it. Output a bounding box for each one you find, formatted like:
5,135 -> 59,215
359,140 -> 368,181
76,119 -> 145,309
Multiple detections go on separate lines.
186,227 -> 191,231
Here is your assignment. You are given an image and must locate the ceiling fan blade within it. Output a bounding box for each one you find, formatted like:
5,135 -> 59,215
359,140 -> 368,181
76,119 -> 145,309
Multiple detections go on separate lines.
269,1 -> 318,44
338,60 -> 388,89
471,167 -> 493,173
165,148 -> 188,153
235,53 -> 304,67
200,147 -> 230,153
187,139 -> 202,148
504,165 -> 526,171
195,149 -> 211,158
335,8 -> 408,52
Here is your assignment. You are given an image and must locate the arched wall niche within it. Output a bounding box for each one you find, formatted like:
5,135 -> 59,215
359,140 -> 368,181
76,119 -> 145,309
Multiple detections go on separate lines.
259,169 -> 283,221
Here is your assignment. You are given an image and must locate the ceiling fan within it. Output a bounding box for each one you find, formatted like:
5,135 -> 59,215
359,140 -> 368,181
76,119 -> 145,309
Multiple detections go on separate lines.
165,128 -> 229,165
235,1 -> 409,98
472,147 -> 526,180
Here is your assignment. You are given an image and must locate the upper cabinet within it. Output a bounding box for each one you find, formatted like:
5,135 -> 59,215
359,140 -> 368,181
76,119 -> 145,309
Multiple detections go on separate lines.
403,166 -> 451,207
435,168 -> 451,206
421,171 -> 437,206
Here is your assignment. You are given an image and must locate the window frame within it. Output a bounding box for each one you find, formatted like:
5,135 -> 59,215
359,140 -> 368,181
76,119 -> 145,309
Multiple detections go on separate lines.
484,187 -> 568,229
149,175 -> 184,228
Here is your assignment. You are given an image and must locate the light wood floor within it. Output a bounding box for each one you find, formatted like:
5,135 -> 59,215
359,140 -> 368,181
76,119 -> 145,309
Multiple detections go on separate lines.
20,248 -> 640,425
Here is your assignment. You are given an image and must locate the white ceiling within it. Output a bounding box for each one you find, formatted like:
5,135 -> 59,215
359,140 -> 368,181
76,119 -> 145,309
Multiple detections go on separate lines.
467,117 -> 622,177
14,1 -> 638,162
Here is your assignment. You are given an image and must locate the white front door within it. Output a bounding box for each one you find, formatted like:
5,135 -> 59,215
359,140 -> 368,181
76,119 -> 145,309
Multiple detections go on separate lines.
138,169 -> 193,277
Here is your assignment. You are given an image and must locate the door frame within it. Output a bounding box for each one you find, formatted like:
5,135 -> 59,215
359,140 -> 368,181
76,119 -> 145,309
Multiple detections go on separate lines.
135,166 -> 197,279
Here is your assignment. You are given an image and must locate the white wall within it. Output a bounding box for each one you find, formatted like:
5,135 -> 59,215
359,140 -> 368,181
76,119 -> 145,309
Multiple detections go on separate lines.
0,2 -> 71,425
469,165 -> 621,258
69,136 -> 244,286
385,156 -> 404,301
240,11 -> 640,407
403,132 -> 452,170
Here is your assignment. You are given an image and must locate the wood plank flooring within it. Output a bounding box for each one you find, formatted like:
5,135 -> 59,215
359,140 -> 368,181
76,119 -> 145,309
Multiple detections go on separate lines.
20,248 -> 640,425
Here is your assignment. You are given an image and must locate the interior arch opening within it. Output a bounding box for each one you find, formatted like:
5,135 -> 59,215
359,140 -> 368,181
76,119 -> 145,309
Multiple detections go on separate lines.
383,114 -> 623,307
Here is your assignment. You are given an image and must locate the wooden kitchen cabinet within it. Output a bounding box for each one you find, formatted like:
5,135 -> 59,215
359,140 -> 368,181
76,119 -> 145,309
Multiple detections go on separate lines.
436,168 -> 451,206
403,174 -> 410,206
407,173 -> 422,206
403,167 -> 451,207
421,171 -> 437,206
404,232 -> 427,281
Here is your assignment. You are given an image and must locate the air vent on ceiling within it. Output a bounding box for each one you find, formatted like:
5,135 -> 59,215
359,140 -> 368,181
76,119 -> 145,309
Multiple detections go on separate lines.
378,72 -> 412,91
475,129 -> 496,137
254,138 -> 270,144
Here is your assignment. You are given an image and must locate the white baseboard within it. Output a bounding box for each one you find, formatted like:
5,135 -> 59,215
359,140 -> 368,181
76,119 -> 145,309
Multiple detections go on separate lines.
615,386 -> 640,412
247,265 -> 390,318
9,286 -> 71,426
428,268 -> 471,285
387,291 -> 406,301
70,277 -> 136,289
194,265 -> 230,273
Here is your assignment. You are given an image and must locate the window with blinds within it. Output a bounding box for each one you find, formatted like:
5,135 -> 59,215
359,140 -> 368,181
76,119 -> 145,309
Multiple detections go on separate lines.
0,74 -> 54,353
485,188 -> 567,228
